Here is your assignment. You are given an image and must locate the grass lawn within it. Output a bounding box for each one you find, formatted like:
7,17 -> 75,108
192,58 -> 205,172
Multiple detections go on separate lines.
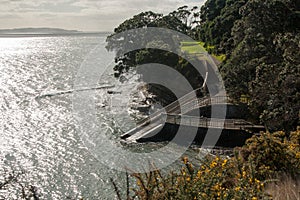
181,41 -> 226,62
181,41 -> 206,53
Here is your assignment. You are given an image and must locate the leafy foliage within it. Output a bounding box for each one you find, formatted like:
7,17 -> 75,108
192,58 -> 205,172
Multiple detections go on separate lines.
238,130 -> 300,180
106,9 -> 206,103
107,0 -> 300,130
198,0 -> 300,131
113,130 -> 300,199
198,0 -> 248,54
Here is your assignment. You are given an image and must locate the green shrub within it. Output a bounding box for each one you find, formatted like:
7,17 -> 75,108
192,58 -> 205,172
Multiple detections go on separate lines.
237,130 -> 300,179
118,130 -> 300,200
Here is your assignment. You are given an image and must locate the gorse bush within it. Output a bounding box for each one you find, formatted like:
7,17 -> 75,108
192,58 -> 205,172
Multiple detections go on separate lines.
237,130 -> 300,179
129,156 -> 268,200
115,130 -> 300,200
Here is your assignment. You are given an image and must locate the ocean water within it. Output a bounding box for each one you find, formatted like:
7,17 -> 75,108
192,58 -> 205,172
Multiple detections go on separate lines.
0,34 -> 203,199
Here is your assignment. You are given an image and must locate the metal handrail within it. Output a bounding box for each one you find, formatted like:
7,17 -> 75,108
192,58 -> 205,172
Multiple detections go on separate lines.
163,113 -> 262,130
137,95 -> 230,127
137,88 -> 202,126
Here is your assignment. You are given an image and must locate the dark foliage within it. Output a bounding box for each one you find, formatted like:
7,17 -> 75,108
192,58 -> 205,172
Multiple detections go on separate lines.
198,0 -> 300,131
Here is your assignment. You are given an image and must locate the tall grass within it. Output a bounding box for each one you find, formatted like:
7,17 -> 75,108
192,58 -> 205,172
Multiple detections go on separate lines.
266,175 -> 300,200
112,130 -> 300,200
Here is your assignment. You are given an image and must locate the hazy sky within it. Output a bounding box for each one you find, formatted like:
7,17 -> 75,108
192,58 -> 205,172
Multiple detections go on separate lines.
0,0 -> 204,32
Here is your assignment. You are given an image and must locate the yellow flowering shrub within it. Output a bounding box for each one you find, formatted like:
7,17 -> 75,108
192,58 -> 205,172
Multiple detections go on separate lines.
130,155 -> 269,200
123,130 -> 299,200
237,130 -> 300,179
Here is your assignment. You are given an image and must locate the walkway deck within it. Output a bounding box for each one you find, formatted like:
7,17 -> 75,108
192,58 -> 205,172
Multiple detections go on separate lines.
121,88 -> 264,144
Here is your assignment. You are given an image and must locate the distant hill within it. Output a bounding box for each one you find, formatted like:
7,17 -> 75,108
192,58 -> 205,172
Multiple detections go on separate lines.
0,28 -> 81,34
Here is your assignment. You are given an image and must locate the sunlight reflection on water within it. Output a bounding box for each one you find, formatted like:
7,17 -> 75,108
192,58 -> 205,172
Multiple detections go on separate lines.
0,35 -> 202,199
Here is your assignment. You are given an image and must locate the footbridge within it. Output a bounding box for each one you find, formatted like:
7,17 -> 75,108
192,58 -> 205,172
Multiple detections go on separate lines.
121,88 -> 264,144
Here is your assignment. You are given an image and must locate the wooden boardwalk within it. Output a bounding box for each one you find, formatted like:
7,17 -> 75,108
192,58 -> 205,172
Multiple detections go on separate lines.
164,114 -> 264,130
120,56 -> 264,144
121,88 -> 264,144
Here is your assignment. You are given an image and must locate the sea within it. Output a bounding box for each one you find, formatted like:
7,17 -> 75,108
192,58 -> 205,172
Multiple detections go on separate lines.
0,33 -> 205,199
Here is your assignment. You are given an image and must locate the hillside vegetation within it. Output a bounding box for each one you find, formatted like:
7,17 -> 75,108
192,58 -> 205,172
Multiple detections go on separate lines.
108,2 -> 300,198
107,0 -> 300,132
201,0 -> 300,132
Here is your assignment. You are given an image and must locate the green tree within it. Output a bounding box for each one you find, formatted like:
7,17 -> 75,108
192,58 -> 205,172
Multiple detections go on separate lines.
220,0 -> 300,130
250,33 -> 300,131
106,9 -> 205,104
197,0 -> 248,54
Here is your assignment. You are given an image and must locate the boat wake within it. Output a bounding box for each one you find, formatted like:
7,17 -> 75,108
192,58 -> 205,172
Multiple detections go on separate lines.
35,85 -> 115,99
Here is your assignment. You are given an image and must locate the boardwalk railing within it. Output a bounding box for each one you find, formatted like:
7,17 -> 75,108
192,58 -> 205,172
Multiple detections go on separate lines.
136,94 -> 230,127
163,113 -> 264,130
198,96 -> 230,108
122,88 -> 203,138
136,88 -> 203,126
122,89 -> 232,139
183,96 -> 231,113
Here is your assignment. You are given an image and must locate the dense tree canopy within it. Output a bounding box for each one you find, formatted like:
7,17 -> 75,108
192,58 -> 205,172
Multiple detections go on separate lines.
107,0 -> 300,131
106,10 -> 206,103
197,0 -> 248,54
206,0 -> 300,131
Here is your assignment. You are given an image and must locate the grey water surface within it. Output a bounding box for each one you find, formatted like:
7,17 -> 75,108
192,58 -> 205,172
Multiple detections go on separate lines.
0,34 -> 203,199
